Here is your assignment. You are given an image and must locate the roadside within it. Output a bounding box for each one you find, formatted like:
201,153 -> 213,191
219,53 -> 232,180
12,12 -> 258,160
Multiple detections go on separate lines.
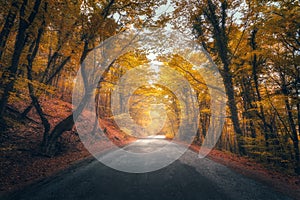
189,144 -> 300,200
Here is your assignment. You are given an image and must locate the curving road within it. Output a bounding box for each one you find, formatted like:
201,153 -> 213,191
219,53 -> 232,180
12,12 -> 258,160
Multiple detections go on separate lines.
3,139 -> 292,200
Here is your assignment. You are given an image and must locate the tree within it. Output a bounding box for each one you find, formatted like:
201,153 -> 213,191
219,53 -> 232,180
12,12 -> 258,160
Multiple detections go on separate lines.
191,0 -> 246,154
38,0 -> 164,155
0,0 -> 43,120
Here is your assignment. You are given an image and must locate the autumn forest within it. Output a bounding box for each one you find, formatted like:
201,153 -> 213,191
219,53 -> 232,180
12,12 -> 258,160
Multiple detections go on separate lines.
0,0 -> 300,196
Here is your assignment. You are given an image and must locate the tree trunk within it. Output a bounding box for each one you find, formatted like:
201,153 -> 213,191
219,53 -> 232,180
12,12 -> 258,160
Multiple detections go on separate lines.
21,56 -> 71,118
0,0 -> 42,119
200,0 -> 245,154
280,73 -> 300,174
0,0 -> 20,60
250,28 -> 275,148
222,69 -> 245,154
25,2 -> 51,154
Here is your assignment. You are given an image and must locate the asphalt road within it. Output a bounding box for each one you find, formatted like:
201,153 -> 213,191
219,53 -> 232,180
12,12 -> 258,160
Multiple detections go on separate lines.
3,139 -> 292,200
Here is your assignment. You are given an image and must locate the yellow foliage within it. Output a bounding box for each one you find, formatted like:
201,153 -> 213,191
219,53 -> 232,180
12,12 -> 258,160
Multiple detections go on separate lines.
165,133 -> 174,139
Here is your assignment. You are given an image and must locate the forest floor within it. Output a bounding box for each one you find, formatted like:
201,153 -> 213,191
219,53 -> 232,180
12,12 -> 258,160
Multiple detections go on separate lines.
0,98 -> 299,199
189,145 -> 300,199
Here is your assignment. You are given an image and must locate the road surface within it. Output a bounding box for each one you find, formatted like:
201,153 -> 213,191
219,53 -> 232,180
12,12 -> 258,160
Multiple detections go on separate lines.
3,139 -> 292,200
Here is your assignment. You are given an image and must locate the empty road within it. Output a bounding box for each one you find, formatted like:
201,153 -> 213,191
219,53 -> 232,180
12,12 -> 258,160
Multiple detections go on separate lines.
3,139 -> 292,200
